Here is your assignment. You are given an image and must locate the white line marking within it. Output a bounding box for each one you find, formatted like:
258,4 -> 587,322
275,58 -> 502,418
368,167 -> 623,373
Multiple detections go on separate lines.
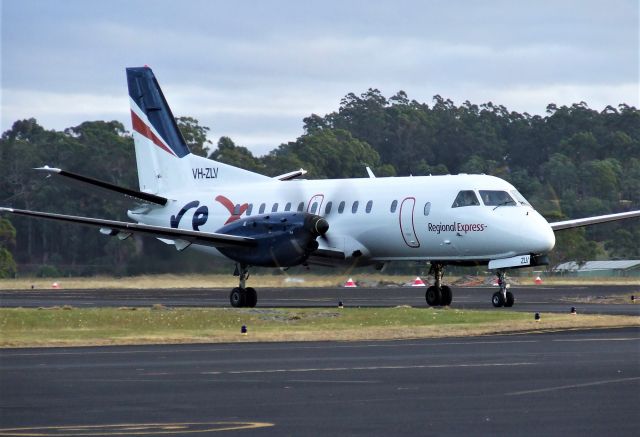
287,379 -> 380,384
552,337 -> 639,342
201,362 -> 535,375
506,376 -> 640,396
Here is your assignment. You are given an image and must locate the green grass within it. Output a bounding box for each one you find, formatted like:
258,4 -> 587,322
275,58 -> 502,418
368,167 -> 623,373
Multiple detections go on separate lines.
1,306 -> 637,348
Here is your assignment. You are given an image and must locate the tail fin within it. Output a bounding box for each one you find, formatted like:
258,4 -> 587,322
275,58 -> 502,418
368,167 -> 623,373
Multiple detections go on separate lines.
126,66 -> 268,194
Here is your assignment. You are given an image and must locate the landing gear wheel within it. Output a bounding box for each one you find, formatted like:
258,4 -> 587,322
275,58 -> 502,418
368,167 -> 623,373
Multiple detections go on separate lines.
504,291 -> 514,307
245,287 -> 258,308
440,286 -> 453,306
426,286 -> 442,306
230,287 -> 245,308
492,291 -> 505,307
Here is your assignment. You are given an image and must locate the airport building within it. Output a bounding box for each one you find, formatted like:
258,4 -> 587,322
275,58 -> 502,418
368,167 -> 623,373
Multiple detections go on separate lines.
553,260 -> 640,278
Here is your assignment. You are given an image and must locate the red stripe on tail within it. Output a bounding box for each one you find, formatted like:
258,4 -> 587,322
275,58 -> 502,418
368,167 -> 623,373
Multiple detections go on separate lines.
131,110 -> 177,156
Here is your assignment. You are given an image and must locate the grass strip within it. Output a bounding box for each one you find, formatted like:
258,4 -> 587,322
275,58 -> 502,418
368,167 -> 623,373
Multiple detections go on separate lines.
1,307 -> 638,348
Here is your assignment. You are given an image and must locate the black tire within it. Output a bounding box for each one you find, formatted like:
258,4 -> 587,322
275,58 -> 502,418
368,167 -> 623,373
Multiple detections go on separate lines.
426,286 -> 442,306
245,287 -> 258,308
492,291 -> 505,307
441,286 -> 453,306
504,291 -> 514,307
230,287 -> 244,308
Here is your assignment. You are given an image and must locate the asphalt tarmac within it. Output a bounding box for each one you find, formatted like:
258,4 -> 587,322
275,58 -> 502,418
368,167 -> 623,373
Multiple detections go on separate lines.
1,285 -> 639,315
1,328 -> 638,436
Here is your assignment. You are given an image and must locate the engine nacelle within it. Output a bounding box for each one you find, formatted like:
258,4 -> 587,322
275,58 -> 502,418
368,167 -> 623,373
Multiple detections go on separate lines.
215,212 -> 329,267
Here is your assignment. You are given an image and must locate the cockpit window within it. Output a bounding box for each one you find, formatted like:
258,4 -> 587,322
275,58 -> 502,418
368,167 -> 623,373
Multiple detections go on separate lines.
510,190 -> 530,206
452,190 -> 480,208
480,190 -> 516,207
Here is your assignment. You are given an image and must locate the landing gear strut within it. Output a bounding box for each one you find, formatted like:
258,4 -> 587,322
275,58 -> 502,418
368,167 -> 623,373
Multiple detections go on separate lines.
425,262 -> 453,307
229,264 -> 257,308
492,269 -> 514,308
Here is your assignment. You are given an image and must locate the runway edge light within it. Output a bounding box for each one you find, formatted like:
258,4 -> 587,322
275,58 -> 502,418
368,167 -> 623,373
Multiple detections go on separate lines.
534,312 -> 541,322
570,307 -> 577,315
241,325 -> 247,335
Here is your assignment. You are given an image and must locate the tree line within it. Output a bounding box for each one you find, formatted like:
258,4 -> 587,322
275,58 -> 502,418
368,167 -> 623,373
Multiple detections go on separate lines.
1,92 -> 638,277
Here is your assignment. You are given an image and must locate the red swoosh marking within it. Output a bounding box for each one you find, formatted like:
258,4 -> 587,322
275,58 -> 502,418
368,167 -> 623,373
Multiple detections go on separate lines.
216,195 -> 248,224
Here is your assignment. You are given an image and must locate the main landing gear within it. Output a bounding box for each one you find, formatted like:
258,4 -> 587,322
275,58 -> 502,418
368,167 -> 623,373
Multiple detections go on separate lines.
425,263 -> 453,307
229,264 -> 257,308
491,269 -> 514,308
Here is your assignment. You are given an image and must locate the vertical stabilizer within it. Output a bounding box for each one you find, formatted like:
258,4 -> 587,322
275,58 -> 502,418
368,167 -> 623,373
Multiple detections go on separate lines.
126,66 -> 268,194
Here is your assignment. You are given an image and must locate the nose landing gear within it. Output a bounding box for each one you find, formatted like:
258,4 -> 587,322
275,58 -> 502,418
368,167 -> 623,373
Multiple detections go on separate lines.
425,263 -> 453,307
492,269 -> 514,308
229,264 -> 258,308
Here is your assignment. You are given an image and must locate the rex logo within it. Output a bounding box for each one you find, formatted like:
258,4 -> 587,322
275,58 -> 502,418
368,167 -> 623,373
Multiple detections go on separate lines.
170,196 -> 249,229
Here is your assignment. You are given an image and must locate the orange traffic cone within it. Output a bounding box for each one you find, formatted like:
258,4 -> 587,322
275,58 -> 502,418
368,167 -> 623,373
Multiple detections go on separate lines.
411,277 -> 426,287
343,278 -> 357,288
534,276 -> 543,285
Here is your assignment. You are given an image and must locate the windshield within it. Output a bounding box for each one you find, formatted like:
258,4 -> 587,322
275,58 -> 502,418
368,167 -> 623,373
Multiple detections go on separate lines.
510,189 -> 530,206
479,190 -> 516,207
452,190 -> 480,208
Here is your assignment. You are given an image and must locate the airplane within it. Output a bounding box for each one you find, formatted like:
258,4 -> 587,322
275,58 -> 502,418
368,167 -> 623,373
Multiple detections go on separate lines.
1,66 -> 639,308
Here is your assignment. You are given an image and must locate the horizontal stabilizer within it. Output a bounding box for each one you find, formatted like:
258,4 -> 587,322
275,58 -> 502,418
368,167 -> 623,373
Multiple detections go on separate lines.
274,169 -> 307,181
0,207 -> 255,249
34,166 -> 168,206
550,210 -> 640,231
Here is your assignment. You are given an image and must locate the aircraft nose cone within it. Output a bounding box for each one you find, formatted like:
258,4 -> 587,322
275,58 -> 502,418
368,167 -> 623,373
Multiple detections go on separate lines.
529,222 -> 555,253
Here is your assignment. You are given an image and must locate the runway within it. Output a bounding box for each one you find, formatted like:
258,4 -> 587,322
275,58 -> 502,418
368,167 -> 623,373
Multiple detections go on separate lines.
1,285 -> 639,315
1,328 -> 638,436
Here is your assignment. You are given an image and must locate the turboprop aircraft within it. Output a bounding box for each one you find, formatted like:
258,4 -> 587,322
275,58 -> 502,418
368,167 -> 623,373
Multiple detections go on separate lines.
2,66 -> 639,308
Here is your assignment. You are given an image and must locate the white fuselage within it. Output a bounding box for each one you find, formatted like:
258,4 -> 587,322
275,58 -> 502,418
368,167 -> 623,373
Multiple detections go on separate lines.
129,173 -> 556,264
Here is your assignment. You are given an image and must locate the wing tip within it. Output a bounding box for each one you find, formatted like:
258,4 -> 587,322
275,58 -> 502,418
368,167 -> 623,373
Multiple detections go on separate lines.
33,166 -> 61,173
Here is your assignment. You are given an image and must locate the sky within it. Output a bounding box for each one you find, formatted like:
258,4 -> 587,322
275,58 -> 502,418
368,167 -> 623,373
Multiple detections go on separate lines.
1,0 -> 638,156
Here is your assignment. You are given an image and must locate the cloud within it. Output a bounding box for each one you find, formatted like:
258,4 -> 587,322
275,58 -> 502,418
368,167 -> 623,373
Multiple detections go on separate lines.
2,0 -> 638,155
1,89 -> 127,131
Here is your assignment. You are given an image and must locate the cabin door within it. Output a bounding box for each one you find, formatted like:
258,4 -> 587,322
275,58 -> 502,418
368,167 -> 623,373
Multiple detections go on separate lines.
399,197 -> 420,248
307,194 -> 324,214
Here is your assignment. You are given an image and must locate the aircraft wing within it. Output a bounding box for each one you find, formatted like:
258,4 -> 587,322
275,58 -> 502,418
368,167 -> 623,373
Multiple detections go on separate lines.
550,210 -> 640,231
0,207 -> 255,250
34,166 -> 168,206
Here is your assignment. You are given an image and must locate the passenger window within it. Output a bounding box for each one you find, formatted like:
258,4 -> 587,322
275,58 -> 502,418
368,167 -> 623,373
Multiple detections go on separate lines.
352,201 -> 359,213
424,202 -> 431,216
297,202 -> 304,212
284,202 -> 292,212
479,190 -> 516,207
246,203 -> 253,216
272,203 -> 278,213
259,203 -> 266,214
325,201 -> 333,214
366,200 -> 373,213
452,191 -> 480,208
311,202 -> 318,214
390,200 -> 398,213
338,201 -> 345,213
